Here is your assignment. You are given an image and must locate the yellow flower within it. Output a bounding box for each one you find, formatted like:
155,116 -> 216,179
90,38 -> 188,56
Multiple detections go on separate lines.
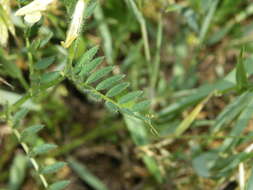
0,0 -> 15,47
15,0 -> 54,24
62,0 -> 86,48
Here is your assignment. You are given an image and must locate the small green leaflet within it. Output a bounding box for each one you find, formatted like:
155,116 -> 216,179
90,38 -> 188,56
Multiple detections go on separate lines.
31,144 -> 57,156
12,108 -> 29,128
79,57 -> 104,76
118,91 -> 143,104
85,66 -> 113,84
132,100 -> 150,112
49,180 -> 70,190
74,46 -> 99,74
106,82 -> 129,97
20,124 -> 44,140
40,71 -> 60,84
41,162 -> 66,174
96,74 -> 125,90
34,56 -> 55,70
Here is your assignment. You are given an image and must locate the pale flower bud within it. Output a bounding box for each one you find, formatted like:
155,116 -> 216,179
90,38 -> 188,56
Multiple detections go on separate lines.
15,0 -> 54,24
62,0 -> 86,48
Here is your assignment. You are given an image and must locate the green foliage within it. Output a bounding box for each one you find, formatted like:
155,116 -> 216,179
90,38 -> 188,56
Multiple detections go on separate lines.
41,162 -> 66,174
3,0 -> 253,189
236,48 -> 248,92
85,66 -> 114,84
8,154 -> 28,190
48,180 -> 70,190
20,124 -> 44,140
68,158 -> 109,190
69,46 -> 154,131
34,56 -> 55,70
96,74 -> 125,90
4,108 -> 69,189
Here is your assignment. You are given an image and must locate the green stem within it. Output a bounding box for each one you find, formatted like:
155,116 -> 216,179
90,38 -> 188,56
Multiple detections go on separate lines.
10,125 -> 49,188
151,14 -> 163,101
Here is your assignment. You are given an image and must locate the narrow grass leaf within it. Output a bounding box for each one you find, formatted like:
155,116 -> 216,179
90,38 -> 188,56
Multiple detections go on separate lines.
68,158 -> 109,190
31,144 -> 57,156
96,74 -> 125,90
106,82 -> 129,97
84,0 -> 98,18
211,91 -> 252,133
49,180 -> 70,190
94,3 -> 113,65
219,152 -> 253,173
132,100 -> 150,112
175,93 -> 212,136
118,91 -> 143,104
41,162 -> 66,174
199,0 -> 219,43
124,115 -> 163,182
85,66 -> 113,84
236,48 -> 248,91
79,57 -> 104,76
158,57 -> 253,118
220,93 -> 253,151
245,167 -> 253,190
34,56 -> 55,70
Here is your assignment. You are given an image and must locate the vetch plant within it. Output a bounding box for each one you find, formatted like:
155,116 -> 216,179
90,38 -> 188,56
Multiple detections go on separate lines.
0,0 -> 156,189
4,0 -> 253,189
5,107 -> 69,190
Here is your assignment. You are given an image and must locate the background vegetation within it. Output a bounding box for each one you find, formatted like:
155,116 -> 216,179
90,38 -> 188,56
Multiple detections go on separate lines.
1,0 -> 253,189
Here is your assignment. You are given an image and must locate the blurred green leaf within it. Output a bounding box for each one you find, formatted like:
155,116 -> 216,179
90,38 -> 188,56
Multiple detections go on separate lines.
8,153 -> 28,190
12,108 -> 29,128
124,115 -> 163,183
41,162 -> 66,174
49,180 -> 70,190
21,124 -> 44,140
79,57 -> 104,76
118,90 -> 143,104
96,74 -> 125,91
31,144 -> 57,156
246,167 -> 253,190
68,158 -> 109,190
236,48 -> 248,91
106,82 -> 129,97
40,71 -> 60,84
85,66 -> 113,84
34,56 -> 55,70
132,100 -> 150,112
211,91 -> 252,133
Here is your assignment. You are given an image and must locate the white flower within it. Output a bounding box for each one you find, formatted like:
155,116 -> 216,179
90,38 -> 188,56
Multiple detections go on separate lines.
0,17 -> 8,46
0,0 -> 15,47
15,0 -> 54,24
62,0 -> 86,48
